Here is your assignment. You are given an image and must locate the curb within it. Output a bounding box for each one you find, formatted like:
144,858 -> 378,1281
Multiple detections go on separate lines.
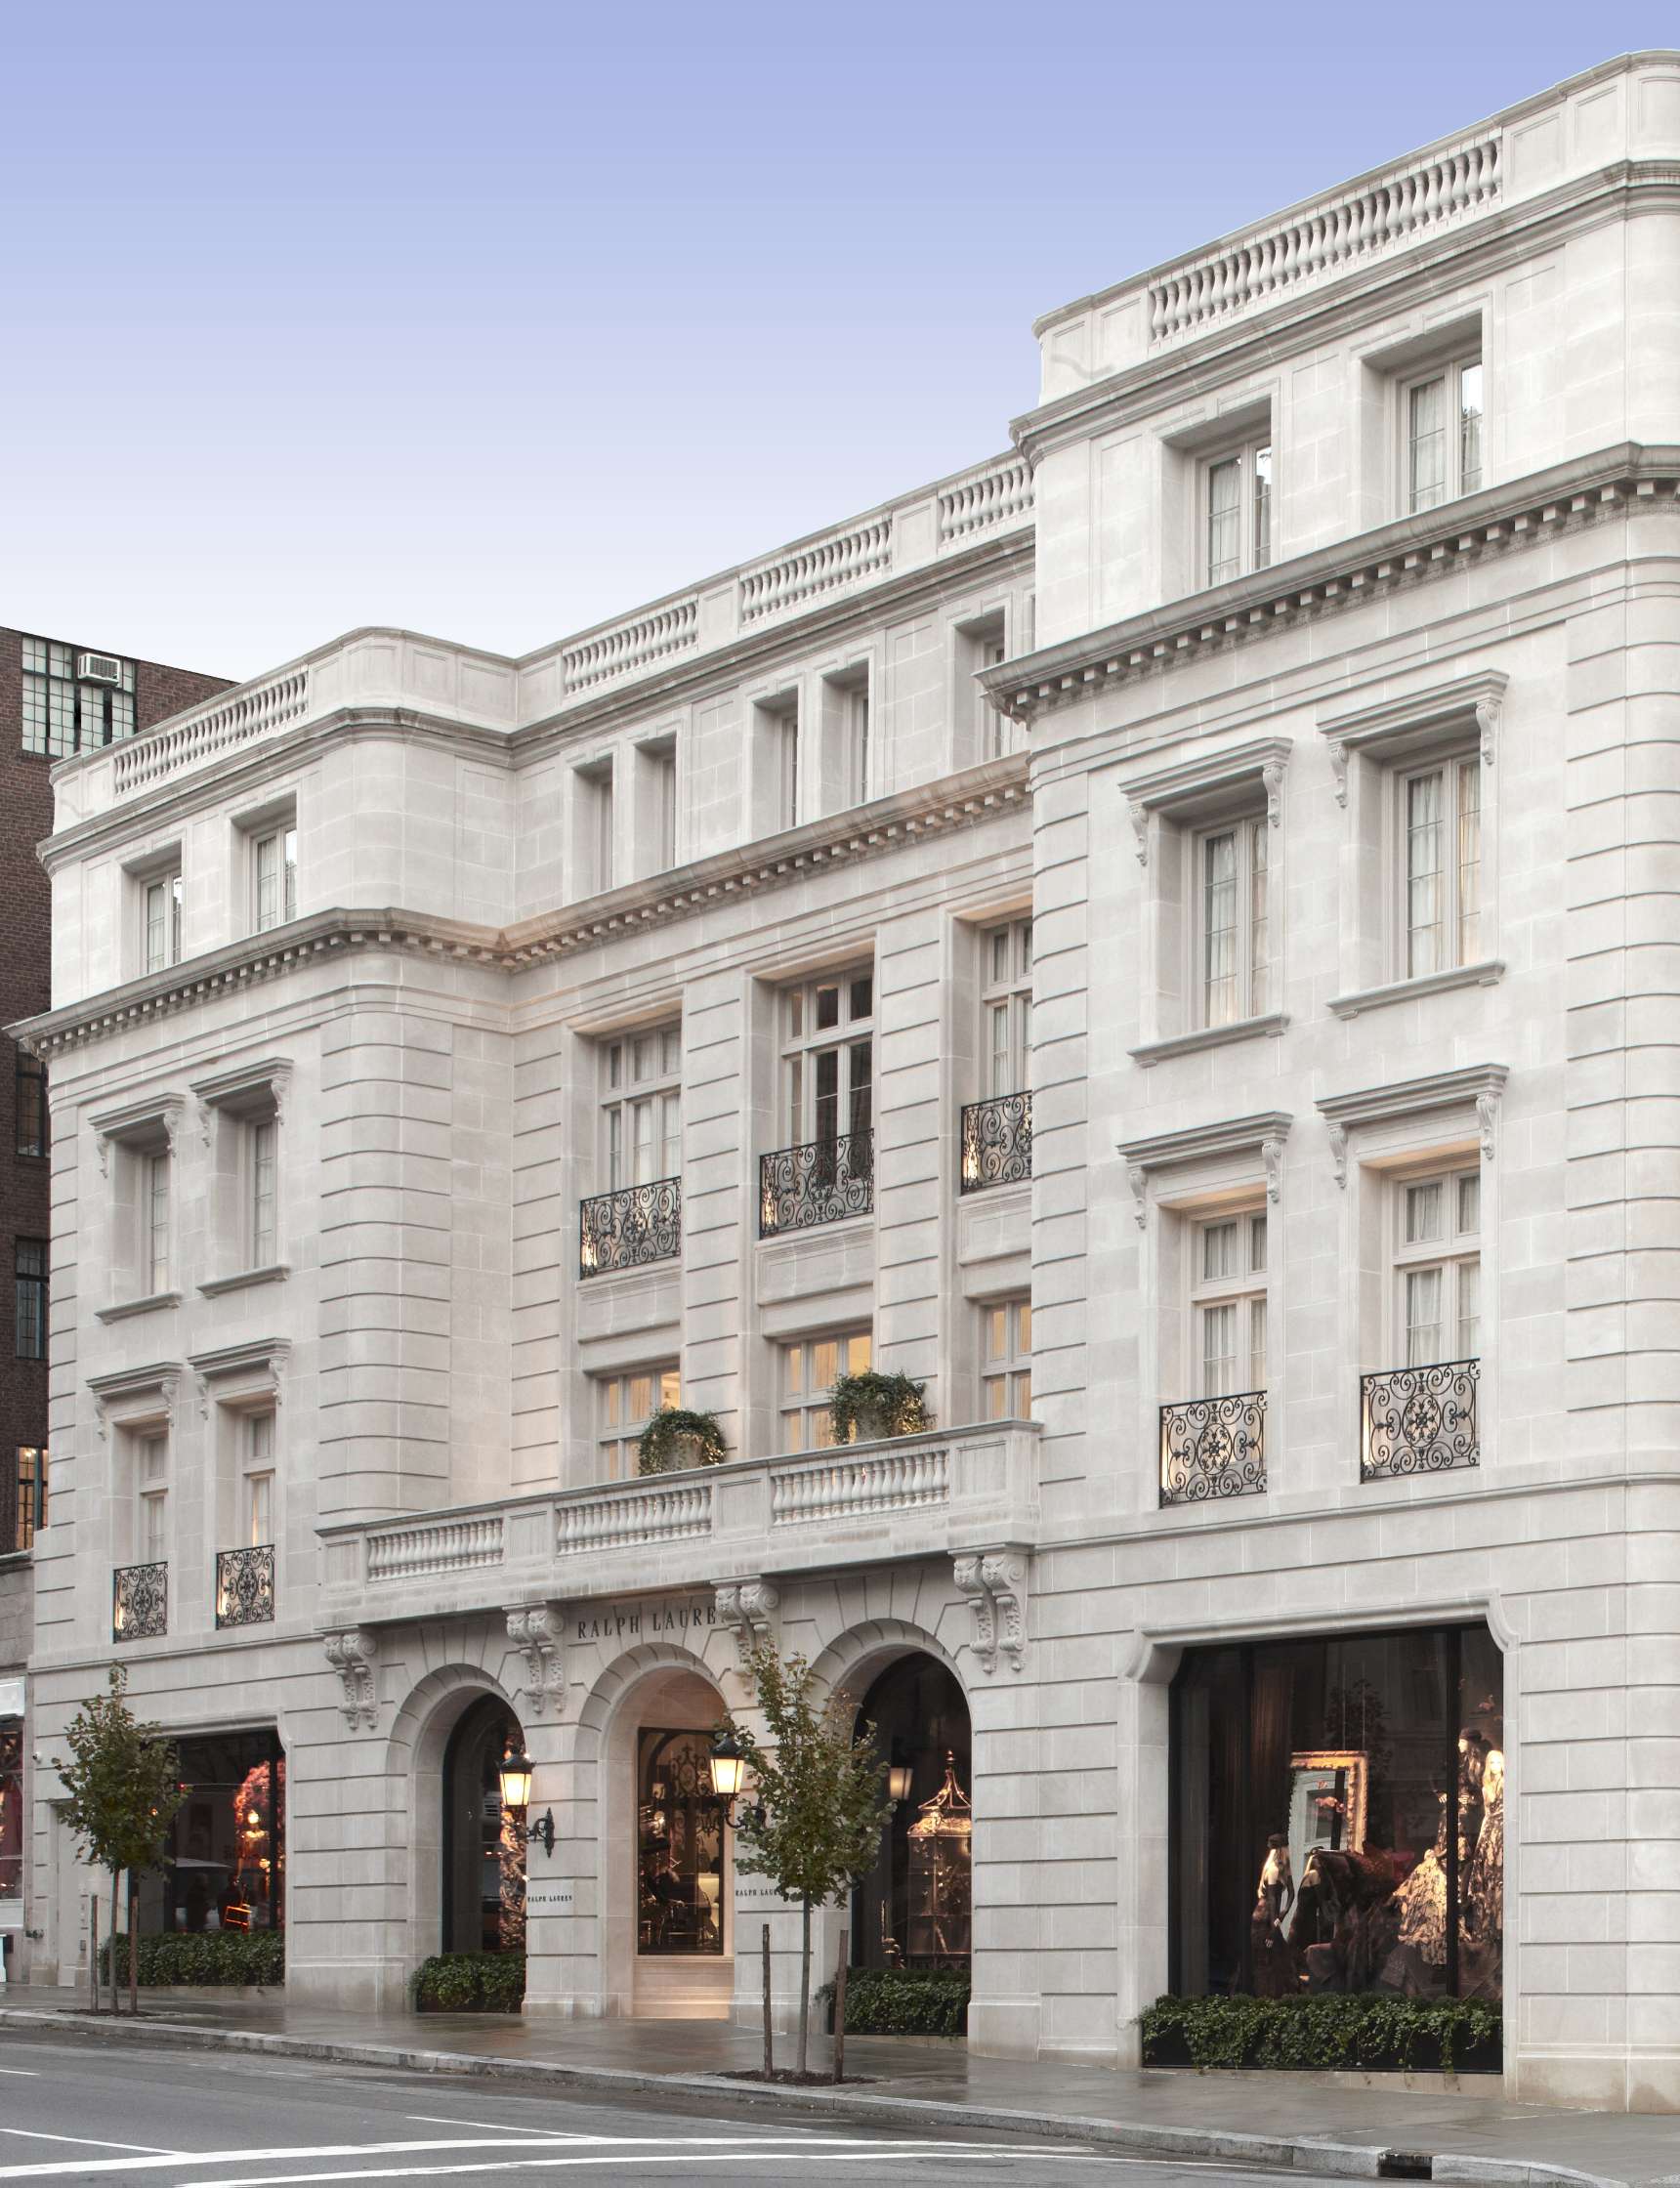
0,2006 -> 1622,2188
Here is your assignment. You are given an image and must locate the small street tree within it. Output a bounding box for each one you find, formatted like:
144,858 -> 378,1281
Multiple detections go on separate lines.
721,1643 -> 889,2079
55,1666 -> 184,2015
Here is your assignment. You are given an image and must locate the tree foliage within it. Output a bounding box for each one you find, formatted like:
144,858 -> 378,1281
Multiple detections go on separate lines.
721,1644 -> 890,2077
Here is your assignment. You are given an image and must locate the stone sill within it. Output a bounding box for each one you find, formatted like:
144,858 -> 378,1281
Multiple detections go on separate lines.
96,1291 -> 183,1325
1328,960 -> 1503,1019
1130,1011 -> 1289,1067
198,1264 -> 290,1299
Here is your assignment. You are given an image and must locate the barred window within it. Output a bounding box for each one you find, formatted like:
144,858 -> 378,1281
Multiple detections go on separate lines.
21,637 -> 136,757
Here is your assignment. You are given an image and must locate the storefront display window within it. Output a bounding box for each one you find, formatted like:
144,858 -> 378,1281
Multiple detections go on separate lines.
1172,1623 -> 1502,2004
442,1699 -> 525,1955
853,1655 -> 972,1971
133,1728 -> 285,1936
637,1729 -> 724,1955
0,1720 -> 21,1903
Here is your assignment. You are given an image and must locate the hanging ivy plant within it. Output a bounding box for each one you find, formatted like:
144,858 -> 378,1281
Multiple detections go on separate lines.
828,1369 -> 930,1445
637,1407 -> 729,1476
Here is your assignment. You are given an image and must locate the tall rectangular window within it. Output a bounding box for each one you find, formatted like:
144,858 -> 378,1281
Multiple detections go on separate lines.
778,1330 -> 871,1452
249,1118 -> 277,1266
981,918 -> 1032,1096
781,972 -> 873,1148
254,827 -> 297,932
146,1153 -> 171,1295
1205,442 -> 1272,587
14,1240 -> 46,1361
21,638 -> 136,757
603,1026 -> 682,1191
1407,356 -> 1483,512
1396,1166 -> 1481,1367
1403,755 -> 1481,979
846,685 -> 870,807
1195,815 -> 1270,1027
11,1446 -> 47,1552
144,870 -> 183,973
779,709 -> 801,829
15,1051 -> 47,1158
596,1364 -> 681,1479
981,1296 -> 1032,1420
1191,1211 -> 1267,1398
138,1434 -> 168,1563
246,1411 -> 275,1547
654,749 -> 677,870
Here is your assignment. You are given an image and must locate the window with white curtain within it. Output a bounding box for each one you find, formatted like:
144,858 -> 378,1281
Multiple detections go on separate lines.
1402,754 -> 1481,979
602,1027 -> 682,1190
245,1410 -> 275,1547
138,1433 -> 169,1563
1194,816 -> 1270,1027
980,918 -> 1032,1096
249,1117 -> 277,1267
144,869 -> 183,973
145,1152 -> 170,1295
1204,439 -> 1272,587
254,826 -> 297,932
1406,356 -> 1482,513
780,971 -> 873,1149
1395,1167 -> 1481,1367
1191,1209 -> 1268,1398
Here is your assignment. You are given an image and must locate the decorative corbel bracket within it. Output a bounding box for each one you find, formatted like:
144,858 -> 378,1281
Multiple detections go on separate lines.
1126,1162 -> 1149,1231
1326,1119 -> 1350,1191
1126,798 -> 1150,865
89,1363 -> 180,1443
715,1578 -> 780,1663
323,1628 -> 380,1730
1327,738 -> 1350,808
1475,694 -> 1499,771
1262,1132 -> 1286,1203
506,1604 -> 566,1718
952,1547 -> 1029,1675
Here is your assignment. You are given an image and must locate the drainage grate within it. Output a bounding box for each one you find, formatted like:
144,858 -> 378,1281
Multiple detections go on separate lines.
1377,2156 -> 1433,2181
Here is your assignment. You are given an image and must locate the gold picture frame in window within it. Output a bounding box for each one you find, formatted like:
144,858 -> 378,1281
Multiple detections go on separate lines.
1287,1748 -> 1368,1869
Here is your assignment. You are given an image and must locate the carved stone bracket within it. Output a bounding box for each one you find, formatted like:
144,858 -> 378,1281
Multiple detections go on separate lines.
323,1628 -> 380,1729
1326,1119 -> 1350,1190
1327,738 -> 1350,808
952,1548 -> 1029,1675
1477,1088 -> 1498,1163
715,1578 -> 780,1662
507,1604 -> 566,1718
1262,1132 -> 1286,1203
1126,798 -> 1150,865
1126,1162 -> 1149,1230
1476,694 -> 1499,770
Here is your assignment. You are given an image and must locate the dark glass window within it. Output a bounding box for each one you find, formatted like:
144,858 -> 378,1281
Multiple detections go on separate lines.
637,1729 -> 724,1956
15,1051 -> 46,1158
14,1240 -> 46,1360
852,1656 -> 972,1972
0,1721 -> 21,1901
21,637 -> 136,757
131,1729 -> 285,1936
1171,1622 -> 1503,2007
442,1698 -> 525,1955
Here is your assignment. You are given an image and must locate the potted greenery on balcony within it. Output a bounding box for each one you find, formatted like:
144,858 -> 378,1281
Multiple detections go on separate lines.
637,1407 -> 729,1477
828,1369 -> 930,1446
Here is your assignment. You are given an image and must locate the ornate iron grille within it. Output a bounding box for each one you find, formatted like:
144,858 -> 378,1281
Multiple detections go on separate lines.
579,1177 -> 682,1279
216,1544 -> 276,1628
1159,1392 -> 1267,1506
112,1560 -> 167,1642
1361,1359 -> 1479,1481
959,1091 -> 1032,1195
759,1130 -> 874,1239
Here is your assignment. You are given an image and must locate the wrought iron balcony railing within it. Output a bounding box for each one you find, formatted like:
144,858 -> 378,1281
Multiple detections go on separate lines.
759,1129 -> 874,1239
1159,1392 -> 1267,1506
113,1560 -> 167,1642
1361,1359 -> 1479,1481
216,1544 -> 276,1628
959,1091 -> 1031,1195
579,1177 -> 682,1279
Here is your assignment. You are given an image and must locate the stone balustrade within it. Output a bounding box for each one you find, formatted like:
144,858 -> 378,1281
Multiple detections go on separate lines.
316,1419 -> 1039,1628
112,668 -> 312,795
739,516 -> 894,624
939,457 -> 1032,546
561,598 -> 698,695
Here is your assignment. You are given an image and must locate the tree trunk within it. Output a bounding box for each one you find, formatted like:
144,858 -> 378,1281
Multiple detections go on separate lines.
108,1872 -> 118,2015
88,1894 -> 99,2015
796,1898 -> 812,2078
761,1922 -> 773,2080
127,1873 -> 139,2017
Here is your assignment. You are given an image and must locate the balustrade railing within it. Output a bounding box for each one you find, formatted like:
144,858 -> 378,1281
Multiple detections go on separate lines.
113,669 -> 311,796
1361,1359 -> 1479,1482
556,1481 -> 712,1554
216,1544 -> 276,1628
562,599 -> 697,695
113,1561 -> 168,1641
367,1513 -> 504,1582
939,457 -> 1032,545
579,1178 -> 682,1279
740,518 -> 893,624
959,1092 -> 1031,1195
771,1443 -> 950,1527
1159,1392 -> 1267,1506
759,1130 -> 874,1240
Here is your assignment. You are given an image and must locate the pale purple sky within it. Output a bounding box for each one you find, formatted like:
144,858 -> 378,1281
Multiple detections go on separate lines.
1,4 -> 1670,681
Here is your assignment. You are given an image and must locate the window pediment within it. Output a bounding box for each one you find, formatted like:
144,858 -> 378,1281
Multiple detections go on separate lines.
1117,1110 -> 1291,1229
1320,670 -> 1505,803
1121,736 -> 1290,864
1317,1063 -> 1507,1187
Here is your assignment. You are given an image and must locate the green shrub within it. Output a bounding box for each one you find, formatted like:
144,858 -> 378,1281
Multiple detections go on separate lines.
97,1930 -> 284,1988
827,1370 -> 931,1444
817,1966 -> 969,2038
1139,1994 -> 1500,2075
637,1407 -> 729,1475
412,1952 -> 525,2013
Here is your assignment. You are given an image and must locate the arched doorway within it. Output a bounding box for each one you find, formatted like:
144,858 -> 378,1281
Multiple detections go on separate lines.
442,1695 -> 525,1956
853,1655 -> 972,1971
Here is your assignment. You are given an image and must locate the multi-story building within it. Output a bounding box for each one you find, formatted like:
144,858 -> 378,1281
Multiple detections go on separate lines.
16,48 -> 1680,2110
0,634 -> 228,1975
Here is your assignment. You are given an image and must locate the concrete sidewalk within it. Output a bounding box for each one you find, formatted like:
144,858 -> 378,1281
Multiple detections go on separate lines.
1,1986 -> 1674,2186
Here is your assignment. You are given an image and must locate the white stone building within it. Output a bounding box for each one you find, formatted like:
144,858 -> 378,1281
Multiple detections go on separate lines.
17,49 -> 1680,2111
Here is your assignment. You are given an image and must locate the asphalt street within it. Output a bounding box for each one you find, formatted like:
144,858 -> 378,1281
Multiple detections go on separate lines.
0,2030 -> 1318,2187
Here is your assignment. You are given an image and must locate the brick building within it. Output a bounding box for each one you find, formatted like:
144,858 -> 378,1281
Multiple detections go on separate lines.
0,633 -> 229,1971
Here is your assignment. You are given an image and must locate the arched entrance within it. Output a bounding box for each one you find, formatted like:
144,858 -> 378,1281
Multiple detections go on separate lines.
853,1655 -> 973,1971
442,1694 -> 525,1956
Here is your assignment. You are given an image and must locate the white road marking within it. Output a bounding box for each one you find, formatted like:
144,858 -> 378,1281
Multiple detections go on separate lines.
0,2072 -> 38,2078
203,2159 -> 1141,2186
0,2135 -> 177,2156
405,2117 -> 547,2136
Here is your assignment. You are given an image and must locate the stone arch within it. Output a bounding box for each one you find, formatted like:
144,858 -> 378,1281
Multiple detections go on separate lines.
808,1616 -> 969,1708
387,1660 -> 524,1968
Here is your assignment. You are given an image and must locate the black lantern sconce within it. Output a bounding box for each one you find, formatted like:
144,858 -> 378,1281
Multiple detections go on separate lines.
498,1742 -> 556,1858
708,1728 -> 765,1830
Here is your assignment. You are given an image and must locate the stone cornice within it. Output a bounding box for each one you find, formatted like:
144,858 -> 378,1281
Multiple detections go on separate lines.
12,756 -> 1029,1058
986,442 -> 1680,726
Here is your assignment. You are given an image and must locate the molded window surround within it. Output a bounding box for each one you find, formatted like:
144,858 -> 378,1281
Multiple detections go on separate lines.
1121,737 -> 1292,1062
90,1096 -> 186,1320
1321,672 -> 1506,1016
190,1059 -> 291,1294
1157,395 -> 1276,607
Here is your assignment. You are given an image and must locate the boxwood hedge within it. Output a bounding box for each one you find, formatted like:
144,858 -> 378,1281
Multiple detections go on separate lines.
96,1931 -> 284,1988
818,1966 -> 970,2038
411,1952 -> 525,2013
1140,1994 -> 1500,2074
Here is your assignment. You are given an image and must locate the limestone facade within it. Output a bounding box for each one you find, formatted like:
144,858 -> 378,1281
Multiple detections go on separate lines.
16,50 -> 1680,2111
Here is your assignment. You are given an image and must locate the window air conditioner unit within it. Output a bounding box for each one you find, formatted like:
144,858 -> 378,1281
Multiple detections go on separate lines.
77,652 -> 122,685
